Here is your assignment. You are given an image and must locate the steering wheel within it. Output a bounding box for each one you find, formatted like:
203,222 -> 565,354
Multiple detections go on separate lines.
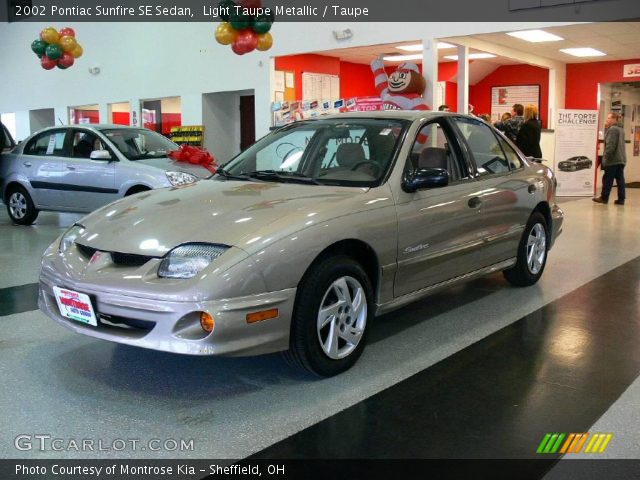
350,160 -> 381,176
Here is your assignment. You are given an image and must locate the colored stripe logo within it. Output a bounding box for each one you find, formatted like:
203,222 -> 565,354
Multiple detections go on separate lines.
537,433 -> 612,454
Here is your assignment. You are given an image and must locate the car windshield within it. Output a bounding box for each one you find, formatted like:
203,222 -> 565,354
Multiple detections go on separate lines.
100,128 -> 178,160
222,118 -> 408,187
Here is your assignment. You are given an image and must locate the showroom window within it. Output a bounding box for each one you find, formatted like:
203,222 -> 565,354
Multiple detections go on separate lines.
24,130 -> 67,156
452,117 -> 510,176
69,105 -> 99,124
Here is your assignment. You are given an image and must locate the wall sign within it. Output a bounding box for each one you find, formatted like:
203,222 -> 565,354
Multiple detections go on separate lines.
623,63 -> 640,78
553,109 -> 599,197
490,84 -> 540,123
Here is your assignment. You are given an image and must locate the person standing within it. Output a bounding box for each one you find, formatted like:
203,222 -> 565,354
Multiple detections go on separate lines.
494,103 -> 524,142
593,112 -> 626,205
516,104 -> 543,158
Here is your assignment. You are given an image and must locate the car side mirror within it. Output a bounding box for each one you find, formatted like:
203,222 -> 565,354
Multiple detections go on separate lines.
527,156 -> 543,163
90,149 -> 112,161
402,168 -> 449,193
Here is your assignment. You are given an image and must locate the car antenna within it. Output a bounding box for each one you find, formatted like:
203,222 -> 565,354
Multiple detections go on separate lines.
57,117 -> 64,125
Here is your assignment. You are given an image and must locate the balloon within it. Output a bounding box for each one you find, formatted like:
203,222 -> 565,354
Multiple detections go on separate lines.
45,43 -> 63,60
58,52 -> 75,68
58,27 -> 75,38
229,11 -> 251,30
70,44 -> 83,58
57,64 -> 69,70
214,22 -> 237,45
238,0 -> 261,7
232,29 -> 257,55
252,17 -> 272,34
40,27 -> 60,44
218,0 -> 236,21
41,55 -> 56,70
31,39 -> 48,57
256,32 -> 273,51
59,35 -> 78,53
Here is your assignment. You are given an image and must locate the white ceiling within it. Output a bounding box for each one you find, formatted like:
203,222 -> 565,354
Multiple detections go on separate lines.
312,22 -> 640,85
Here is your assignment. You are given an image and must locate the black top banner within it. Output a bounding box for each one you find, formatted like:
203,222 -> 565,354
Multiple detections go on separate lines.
2,0 -> 640,22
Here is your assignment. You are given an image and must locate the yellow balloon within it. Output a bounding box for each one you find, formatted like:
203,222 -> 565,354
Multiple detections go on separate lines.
59,35 -> 78,53
40,27 -> 60,45
215,22 -> 237,46
256,32 -> 273,51
70,44 -> 83,59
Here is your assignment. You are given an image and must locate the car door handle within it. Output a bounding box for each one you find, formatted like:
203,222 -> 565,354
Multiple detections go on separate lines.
468,197 -> 482,209
528,184 -> 537,194
66,166 -> 76,171
23,162 -> 32,167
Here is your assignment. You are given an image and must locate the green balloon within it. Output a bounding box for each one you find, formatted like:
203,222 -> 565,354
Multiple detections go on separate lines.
31,39 -> 48,57
45,43 -> 62,60
218,0 -> 236,21
229,11 -> 251,30
57,63 -> 69,70
252,17 -> 272,34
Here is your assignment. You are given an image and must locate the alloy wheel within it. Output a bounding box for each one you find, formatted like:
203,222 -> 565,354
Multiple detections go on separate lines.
526,223 -> 547,275
8,192 -> 27,219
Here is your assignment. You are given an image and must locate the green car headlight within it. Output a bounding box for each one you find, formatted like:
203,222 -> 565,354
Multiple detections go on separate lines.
158,243 -> 229,279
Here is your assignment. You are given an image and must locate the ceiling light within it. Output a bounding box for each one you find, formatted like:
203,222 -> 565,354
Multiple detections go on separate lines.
560,47 -> 606,57
444,53 -> 497,60
382,54 -> 423,62
506,29 -> 564,42
396,41 -> 456,52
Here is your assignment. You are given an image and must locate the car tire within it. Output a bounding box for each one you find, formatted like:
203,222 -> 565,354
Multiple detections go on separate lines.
503,212 -> 548,287
283,255 -> 373,377
6,185 -> 39,225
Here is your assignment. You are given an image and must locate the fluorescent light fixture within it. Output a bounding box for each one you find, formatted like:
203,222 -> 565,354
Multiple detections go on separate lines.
506,29 -> 563,42
396,41 -> 456,52
382,54 -> 423,62
444,53 -> 497,60
560,47 -> 606,57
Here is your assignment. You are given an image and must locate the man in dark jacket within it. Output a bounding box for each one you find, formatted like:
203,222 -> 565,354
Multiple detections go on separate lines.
494,103 -> 524,142
593,112 -> 627,205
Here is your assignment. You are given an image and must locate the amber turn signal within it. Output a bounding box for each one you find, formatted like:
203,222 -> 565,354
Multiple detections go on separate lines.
200,312 -> 215,333
246,308 -> 279,324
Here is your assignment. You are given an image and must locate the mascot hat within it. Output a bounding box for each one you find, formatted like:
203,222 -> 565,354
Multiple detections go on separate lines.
397,62 -> 420,73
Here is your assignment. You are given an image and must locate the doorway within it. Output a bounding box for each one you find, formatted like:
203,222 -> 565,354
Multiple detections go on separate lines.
240,95 -> 256,151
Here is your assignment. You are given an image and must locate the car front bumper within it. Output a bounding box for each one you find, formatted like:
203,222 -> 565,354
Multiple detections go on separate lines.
38,258 -> 295,357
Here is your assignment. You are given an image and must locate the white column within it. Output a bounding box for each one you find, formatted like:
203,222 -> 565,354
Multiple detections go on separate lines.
255,60 -> 273,138
180,93 -> 203,126
422,38 -> 439,111
547,65 -> 566,130
14,111 -> 30,142
130,99 -> 141,127
53,106 -> 69,126
456,45 -> 469,114
98,104 -> 109,124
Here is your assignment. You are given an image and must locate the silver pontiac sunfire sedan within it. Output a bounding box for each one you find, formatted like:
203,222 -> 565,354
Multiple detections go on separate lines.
39,112 -> 563,377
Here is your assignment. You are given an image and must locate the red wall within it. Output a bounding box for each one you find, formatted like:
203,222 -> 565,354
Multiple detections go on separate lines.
566,58 -> 640,110
112,112 -> 130,125
274,54 -> 341,99
339,61 -> 379,98
469,64 -> 549,128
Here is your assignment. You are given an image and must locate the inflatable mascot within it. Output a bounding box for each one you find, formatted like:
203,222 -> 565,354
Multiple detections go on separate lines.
371,56 -> 430,111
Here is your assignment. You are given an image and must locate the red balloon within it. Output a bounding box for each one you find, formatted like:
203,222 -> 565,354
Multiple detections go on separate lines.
58,52 -> 75,68
58,27 -> 75,38
41,55 -> 56,70
238,0 -> 262,8
232,29 -> 258,55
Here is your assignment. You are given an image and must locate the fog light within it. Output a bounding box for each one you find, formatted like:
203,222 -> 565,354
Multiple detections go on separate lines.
200,312 -> 215,333
246,308 -> 279,324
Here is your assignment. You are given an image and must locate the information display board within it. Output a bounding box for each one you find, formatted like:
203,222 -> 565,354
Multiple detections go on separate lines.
490,85 -> 540,123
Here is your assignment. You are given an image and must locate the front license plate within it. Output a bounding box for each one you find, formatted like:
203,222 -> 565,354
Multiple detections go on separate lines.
52,286 -> 98,327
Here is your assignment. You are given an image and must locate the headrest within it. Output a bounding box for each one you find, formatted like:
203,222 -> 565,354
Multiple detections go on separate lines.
336,143 -> 366,168
418,147 -> 448,170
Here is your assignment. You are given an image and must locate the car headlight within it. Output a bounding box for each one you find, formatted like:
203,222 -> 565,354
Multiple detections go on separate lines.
59,225 -> 85,253
158,243 -> 229,279
166,171 -> 197,186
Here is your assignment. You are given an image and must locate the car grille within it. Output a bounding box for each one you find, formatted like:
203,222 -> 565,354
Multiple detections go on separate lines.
76,243 -> 154,267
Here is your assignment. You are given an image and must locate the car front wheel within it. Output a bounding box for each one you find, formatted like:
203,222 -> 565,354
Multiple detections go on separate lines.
284,255 -> 373,377
503,212 -> 548,287
6,185 -> 39,225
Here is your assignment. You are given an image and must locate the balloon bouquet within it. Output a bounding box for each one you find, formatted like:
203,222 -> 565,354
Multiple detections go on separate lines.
31,27 -> 83,70
214,0 -> 274,55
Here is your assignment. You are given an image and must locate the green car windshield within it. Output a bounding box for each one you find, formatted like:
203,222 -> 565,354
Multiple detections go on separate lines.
222,118 -> 408,187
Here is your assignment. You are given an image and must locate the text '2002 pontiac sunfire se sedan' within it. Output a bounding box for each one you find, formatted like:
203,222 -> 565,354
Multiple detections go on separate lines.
39,112 -> 563,377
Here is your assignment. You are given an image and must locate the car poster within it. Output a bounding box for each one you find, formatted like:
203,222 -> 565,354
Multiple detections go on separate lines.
553,109 -> 599,196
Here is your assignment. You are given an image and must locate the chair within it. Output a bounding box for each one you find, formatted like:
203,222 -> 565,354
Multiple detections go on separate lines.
335,143 -> 366,169
74,139 -> 93,158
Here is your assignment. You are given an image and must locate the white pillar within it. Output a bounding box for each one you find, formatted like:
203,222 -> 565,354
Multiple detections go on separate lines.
130,99 -> 141,127
99,104 -> 109,124
14,111 -> 30,142
180,93 -> 203,126
53,106 -> 69,126
422,38 -> 439,111
456,45 -> 469,115
547,65 -> 566,130
255,60 -> 273,138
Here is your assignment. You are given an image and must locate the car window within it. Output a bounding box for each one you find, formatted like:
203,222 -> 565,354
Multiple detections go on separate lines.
408,121 -> 465,182
71,131 -> 106,159
453,117 -> 510,176
101,128 -> 178,160
497,135 -> 524,170
255,129 -> 314,172
24,130 -> 67,157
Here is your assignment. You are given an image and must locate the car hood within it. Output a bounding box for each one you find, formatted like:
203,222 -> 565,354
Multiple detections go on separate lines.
76,180 -> 373,256
135,157 -> 214,179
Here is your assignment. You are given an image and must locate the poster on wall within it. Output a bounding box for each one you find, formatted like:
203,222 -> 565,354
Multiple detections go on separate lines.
490,85 -> 540,123
554,109 -> 599,197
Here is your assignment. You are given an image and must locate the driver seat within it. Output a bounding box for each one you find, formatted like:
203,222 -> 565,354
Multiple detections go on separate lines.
335,143 -> 366,169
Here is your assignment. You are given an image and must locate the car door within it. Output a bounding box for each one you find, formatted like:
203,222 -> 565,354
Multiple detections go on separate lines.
60,129 -> 117,211
393,119 -> 491,298
20,129 -> 68,208
450,116 -> 532,267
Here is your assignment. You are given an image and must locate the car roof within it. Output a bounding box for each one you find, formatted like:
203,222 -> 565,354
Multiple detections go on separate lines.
318,111 -> 459,121
29,124 -> 146,135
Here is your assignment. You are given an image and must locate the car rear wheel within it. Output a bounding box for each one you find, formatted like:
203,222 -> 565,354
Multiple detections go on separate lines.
284,255 -> 373,377
6,185 -> 39,225
503,212 -> 548,287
